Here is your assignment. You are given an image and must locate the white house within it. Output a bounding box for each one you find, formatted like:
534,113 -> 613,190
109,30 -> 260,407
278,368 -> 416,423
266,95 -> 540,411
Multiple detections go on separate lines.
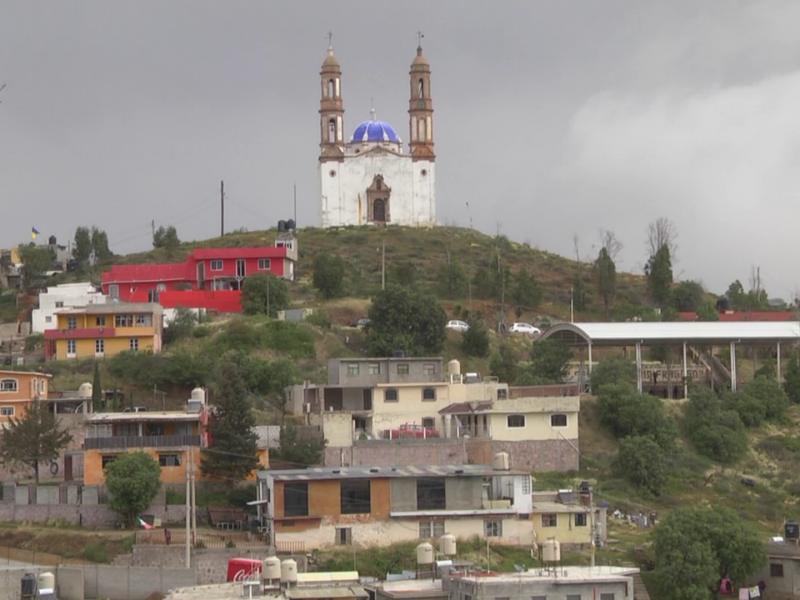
32,283 -> 108,333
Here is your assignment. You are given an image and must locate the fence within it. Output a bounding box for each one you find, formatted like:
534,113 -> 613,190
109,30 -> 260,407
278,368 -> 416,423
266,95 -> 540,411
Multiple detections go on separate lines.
135,530 -> 268,550
84,434 -> 201,450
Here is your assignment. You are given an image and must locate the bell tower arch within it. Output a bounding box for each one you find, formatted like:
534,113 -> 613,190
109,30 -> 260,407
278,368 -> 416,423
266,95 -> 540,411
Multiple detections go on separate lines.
408,38 -> 434,160
319,38 -> 345,161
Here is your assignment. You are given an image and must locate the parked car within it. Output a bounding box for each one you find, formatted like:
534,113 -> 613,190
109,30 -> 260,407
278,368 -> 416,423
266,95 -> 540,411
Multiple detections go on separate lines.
509,322 -> 541,336
385,423 -> 439,439
350,318 -> 371,328
446,319 -> 470,332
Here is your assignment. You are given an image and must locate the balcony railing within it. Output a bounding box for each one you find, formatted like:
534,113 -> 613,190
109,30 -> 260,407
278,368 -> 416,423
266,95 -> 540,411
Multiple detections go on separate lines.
84,434 -> 201,450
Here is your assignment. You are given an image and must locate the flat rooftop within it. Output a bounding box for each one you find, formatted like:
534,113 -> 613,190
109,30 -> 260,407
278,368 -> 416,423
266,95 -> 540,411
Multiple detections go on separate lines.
262,465 -> 528,482
58,302 -> 163,315
451,565 -> 639,583
87,411 -> 200,423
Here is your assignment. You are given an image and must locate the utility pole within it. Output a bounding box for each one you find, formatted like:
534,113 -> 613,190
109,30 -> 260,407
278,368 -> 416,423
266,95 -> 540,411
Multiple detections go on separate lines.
266,275 -> 270,317
184,447 -> 191,568
220,180 -> 225,238
151,220 -> 155,241
293,182 -> 297,228
381,240 -> 386,290
570,287 -> 574,323
190,448 -> 197,546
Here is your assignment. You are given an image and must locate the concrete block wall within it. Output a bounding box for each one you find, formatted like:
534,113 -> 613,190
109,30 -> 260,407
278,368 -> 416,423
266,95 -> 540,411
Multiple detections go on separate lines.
325,441 -> 467,468
0,501 -> 187,527
56,567 -> 84,600
78,565 -> 196,600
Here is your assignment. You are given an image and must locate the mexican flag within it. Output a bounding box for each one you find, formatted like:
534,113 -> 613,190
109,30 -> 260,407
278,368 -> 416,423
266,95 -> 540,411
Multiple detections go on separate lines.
138,518 -> 154,530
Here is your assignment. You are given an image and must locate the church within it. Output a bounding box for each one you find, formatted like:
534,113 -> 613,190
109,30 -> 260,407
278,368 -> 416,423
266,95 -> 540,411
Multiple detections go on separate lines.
318,41 -> 436,228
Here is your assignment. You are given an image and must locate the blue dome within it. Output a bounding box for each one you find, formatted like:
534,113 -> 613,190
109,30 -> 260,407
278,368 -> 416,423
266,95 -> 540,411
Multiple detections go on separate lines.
351,120 -> 401,143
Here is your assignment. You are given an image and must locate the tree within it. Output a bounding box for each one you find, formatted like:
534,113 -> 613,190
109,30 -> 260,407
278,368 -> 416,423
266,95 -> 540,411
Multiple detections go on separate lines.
594,247 -> 616,319
590,357 -> 635,393
241,274 -> 290,317
513,268 -> 542,310
92,362 -> 102,408
271,423 -> 327,467
437,260 -> 468,299
671,281 -> 704,312
461,315 -> 490,358
684,386 -> 748,464
525,338 -> 572,384
646,244 -> 673,307
785,350 -> 800,403
696,300 -> 719,321
471,267 -> 492,299
366,285 -> 448,357
104,452 -> 162,528
201,357 -> 260,488
0,401 -> 73,485
596,381 -> 677,451
645,216 -> 678,262
163,306 -> 197,344
389,262 -> 416,288
743,376 -> 788,421
490,342 -> 521,384
652,506 -> 766,600
312,253 -> 346,299
153,225 -> 180,255
73,226 -> 93,267
90,227 -> 112,264
598,228 -> 624,261
616,435 -> 667,495
17,244 -> 55,290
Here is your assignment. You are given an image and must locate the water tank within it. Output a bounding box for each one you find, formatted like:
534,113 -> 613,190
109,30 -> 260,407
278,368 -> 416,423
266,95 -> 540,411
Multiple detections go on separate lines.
286,219 -> 296,231
278,220 -> 287,232
786,520 -> 799,540
262,556 -> 282,581
37,572 -> 55,591
191,387 -> 206,403
416,542 -> 434,565
280,559 -> 298,583
48,235 -> 57,246
493,452 -> 510,471
448,359 -> 461,377
393,349 -> 406,358
716,297 -> 730,312
20,573 -> 36,597
78,382 -> 93,399
440,534 -> 457,556
542,539 -> 561,562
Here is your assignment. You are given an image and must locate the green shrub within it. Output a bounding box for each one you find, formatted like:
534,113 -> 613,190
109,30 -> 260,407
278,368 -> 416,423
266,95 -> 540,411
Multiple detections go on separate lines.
266,321 -> 316,358
193,325 -> 211,338
461,317 -> 490,358
597,381 -> 677,451
82,542 -> 110,563
305,310 -> 332,330
615,435 -> 668,495
590,358 -> 636,393
722,390 -> 766,428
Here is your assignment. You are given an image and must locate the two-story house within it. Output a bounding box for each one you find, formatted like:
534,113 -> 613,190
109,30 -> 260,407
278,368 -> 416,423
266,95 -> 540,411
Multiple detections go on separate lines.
287,358 -> 580,472
0,370 -> 51,422
255,457 -> 536,552
100,237 -> 297,313
32,282 -> 108,334
43,302 -> 163,360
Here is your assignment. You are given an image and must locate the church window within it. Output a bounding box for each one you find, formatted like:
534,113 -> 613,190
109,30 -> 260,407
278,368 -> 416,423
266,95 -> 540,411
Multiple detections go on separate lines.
419,79 -> 424,98
329,170 -> 336,178
328,119 -> 336,143
328,79 -> 335,98
419,119 -> 426,142
421,169 -> 428,176
377,178 -> 382,190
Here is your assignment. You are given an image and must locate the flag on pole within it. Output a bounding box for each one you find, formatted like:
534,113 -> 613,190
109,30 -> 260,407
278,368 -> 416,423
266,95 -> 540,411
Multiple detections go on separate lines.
31,227 -> 40,240
138,517 -> 154,530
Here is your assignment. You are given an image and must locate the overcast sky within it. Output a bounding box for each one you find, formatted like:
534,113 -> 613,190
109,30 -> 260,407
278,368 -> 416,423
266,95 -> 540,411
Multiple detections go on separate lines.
2,1 -> 799,297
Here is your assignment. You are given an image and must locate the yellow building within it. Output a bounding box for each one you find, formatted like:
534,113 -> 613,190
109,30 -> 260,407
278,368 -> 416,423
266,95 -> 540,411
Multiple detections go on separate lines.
44,302 -> 163,360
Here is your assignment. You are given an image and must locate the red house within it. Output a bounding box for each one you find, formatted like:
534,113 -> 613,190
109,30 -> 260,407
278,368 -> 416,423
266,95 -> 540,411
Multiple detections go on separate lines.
101,237 -> 297,313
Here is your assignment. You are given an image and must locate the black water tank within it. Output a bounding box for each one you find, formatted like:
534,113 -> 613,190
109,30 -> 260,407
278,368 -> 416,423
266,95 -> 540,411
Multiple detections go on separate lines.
48,235 -> 57,246
21,573 -> 36,597
393,349 -> 406,358
286,219 -> 296,231
786,520 -> 799,540
716,297 -> 730,312
277,220 -> 287,232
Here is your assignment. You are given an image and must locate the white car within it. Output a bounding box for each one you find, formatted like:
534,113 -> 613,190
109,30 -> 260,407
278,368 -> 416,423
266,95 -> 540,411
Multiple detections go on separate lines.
446,320 -> 470,332
509,322 -> 541,336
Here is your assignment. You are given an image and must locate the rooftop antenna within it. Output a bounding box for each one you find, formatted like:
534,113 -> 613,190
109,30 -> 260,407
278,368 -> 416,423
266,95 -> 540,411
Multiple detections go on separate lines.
327,31 -> 333,48
417,31 -> 424,47
370,98 -> 376,121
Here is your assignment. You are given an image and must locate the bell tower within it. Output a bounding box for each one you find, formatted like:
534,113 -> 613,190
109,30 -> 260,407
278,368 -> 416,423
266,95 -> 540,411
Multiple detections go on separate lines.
319,38 -> 345,161
408,39 -> 434,159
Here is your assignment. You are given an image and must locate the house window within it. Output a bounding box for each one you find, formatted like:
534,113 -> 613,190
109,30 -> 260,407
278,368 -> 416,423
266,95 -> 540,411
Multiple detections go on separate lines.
397,364 -> 409,375
284,482 -> 309,517
66,340 -> 77,357
422,417 -> 435,428
210,260 -> 223,271
258,258 -> 271,270
341,479 -> 371,515
551,414 -> 568,427
55,301 -> 64,308
116,423 -> 138,437
368,363 -> 380,375
0,406 -> 14,416
417,477 -> 446,510
0,379 -> 18,392
575,513 -> 587,527
159,454 -> 182,467
109,284 -> 119,298
347,364 -> 360,376
67,316 -> 77,330
130,338 -> 139,352
95,339 -> 105,356
532,597 -> 547,600
600,594 -> 615,600
422,388 -> 436,401
484,521 -> 502,537
335,527 -> 352,546
115,315 -> 133,327
102,455 -> 117,468
423,363 -> 436,375
96,316 -> 106,326
45,316 -> 52,323
146,423 -> 164,436
136,314 -> 152,326
541,514 -> 557,528
419,521 -> 445,539
385,389 -> 398,402
771,563 -> 784,577
522,476 -> 532,495
497,389 -> 508,400
567,595 -> 582,600
507,415 -> 525,428
33,379 -> 38,393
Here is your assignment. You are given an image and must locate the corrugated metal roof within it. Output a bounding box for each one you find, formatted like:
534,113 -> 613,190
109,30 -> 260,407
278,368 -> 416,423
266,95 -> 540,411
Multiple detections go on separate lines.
261,464 -> 526,481
541,321 -> 800,346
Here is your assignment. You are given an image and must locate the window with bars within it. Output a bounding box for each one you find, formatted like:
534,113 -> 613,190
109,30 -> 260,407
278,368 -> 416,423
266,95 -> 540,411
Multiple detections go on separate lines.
136,314 -> 152,326
507,415 -> 525,428
96,316 -> 106,326
67,316 -> 77,330
335,527 -> 352,546
541,514 -> 557,528
397,364 -> 409,375
575,513 -> 587,527
66,340 -> 76,356
130,338 -> 139,352
258,258 -> 271,270
210,260 -> 223,271
95,339 -> 105,355
551,414 -> 567,427
484,521 -> 502,537
385,389 -> 398,402
522,476 -> 532,494
115,315 -> 133,327
422,388 -> 436,401
418,521 -> 445,539
416,478 -> 446,510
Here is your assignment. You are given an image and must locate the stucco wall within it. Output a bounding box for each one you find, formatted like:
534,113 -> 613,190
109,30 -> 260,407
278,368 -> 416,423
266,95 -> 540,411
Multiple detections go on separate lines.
324,440 -> 467,468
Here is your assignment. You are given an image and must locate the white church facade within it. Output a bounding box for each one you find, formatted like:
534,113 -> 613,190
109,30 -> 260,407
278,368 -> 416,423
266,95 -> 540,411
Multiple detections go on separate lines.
318,43 -> 436,228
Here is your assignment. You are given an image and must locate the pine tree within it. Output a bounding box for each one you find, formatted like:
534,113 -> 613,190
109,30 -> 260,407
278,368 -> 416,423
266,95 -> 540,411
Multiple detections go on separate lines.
201,357 -> 259,488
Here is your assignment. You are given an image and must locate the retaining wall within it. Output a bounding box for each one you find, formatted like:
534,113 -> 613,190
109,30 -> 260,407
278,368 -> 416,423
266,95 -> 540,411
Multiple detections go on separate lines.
0,502 -> 187,527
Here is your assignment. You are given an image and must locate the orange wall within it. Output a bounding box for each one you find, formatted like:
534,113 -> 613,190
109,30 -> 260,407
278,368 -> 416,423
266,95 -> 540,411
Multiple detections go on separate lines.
274,478 -> 390,519
0,373 -> 50,422
370,478 -> 391,519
